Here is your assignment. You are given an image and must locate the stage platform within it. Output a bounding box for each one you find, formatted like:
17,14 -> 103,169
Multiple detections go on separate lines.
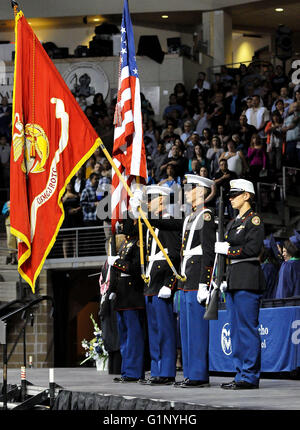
1,368 -> 300,410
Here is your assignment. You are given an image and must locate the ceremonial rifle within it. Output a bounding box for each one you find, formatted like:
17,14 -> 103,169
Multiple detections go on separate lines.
204,186 -> 225,320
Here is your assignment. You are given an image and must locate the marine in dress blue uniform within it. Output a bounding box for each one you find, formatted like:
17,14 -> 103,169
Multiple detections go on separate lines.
109,218 -> 146,383
274,231 -> 300,299
130,185 -> 182,385
215,179 -> 266,390
176,175 -> 216,388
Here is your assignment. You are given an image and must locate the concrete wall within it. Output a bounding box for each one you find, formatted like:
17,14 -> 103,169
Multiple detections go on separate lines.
232,33 -> 272,65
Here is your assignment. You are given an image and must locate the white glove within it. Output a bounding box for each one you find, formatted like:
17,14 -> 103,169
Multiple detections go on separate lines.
109,292 -> 116,301
197,283 -> 209,304
220,281 -> 228,294
215,241 -> 230,255
133,189 -> 144,201
129,189 -> 145,218
129,197 -> 142,219
158,286 -> 172,299
107,256 -> 119,266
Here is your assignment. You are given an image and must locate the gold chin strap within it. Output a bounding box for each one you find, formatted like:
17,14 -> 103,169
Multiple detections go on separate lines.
99,140 -> 186,283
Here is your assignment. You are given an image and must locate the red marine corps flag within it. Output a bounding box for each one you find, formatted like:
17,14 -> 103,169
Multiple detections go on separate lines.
10,9 -> 101,292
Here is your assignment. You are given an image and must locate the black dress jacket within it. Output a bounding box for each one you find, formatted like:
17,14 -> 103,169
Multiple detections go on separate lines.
225,208 -> 266,292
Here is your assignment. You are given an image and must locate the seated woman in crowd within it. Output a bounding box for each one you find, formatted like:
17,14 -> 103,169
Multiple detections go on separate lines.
274,231 -> 300,299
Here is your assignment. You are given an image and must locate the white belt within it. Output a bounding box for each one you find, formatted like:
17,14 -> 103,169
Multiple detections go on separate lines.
147,249 -> 168,262
182,245 -> 203,257
230,257 -> 259,264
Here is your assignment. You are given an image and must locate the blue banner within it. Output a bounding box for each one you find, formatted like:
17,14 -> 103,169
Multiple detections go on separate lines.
209,306 -> 300,372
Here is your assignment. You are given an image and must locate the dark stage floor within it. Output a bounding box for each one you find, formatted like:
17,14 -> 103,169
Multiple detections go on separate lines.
1,368 -> 300,410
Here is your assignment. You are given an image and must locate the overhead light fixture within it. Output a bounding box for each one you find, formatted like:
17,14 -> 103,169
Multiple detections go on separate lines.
275,8 -> 284,12
94,18 -> 101,22
161,15 -> 168,19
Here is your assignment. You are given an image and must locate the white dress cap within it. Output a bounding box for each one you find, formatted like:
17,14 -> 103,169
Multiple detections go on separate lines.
146,185 -> 172,196
229,179 -> 255,195
185,174 -> 214,189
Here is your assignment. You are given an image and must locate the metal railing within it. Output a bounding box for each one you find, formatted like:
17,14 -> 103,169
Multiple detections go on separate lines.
0,295 -> 54,410
256,181 -> 285,215
47,225 -> 109,260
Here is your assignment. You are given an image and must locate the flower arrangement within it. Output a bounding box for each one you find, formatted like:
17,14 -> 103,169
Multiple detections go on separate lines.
80,314 -> 108,370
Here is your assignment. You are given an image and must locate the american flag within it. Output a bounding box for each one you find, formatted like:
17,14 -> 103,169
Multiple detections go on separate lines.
111,0 -> 147,233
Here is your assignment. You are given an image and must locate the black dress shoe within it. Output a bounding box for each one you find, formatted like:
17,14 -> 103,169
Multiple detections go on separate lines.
221,380 -> 259,390
113,376 -> 139,383
149,377 -> 175,385
138,376 -> 157,385
177,379 -> 210,388
220,380 -> 236,388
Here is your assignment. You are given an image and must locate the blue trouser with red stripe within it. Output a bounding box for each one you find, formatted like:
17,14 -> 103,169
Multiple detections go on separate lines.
179,290 -> 209,381
116,309 -> 145,379
225,290 -> 262,385
145,295 -> 177,378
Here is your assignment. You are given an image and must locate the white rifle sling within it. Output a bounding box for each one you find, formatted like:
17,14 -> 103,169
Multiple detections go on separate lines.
180,209 -> 209,277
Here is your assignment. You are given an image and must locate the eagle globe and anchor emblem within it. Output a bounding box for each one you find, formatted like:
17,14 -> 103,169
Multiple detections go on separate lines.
221,322 -> 232,356
12,113 -> 50,175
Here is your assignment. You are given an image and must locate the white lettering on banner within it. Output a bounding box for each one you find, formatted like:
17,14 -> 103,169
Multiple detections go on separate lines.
258,324 -> 269,335
36,168 -> 58,205
291,320 -> 300,345
258,324 -> 269,349
30,98 -> 69,241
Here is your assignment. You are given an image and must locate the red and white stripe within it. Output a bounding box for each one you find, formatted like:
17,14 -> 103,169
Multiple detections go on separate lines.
111,65 -> 147,232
